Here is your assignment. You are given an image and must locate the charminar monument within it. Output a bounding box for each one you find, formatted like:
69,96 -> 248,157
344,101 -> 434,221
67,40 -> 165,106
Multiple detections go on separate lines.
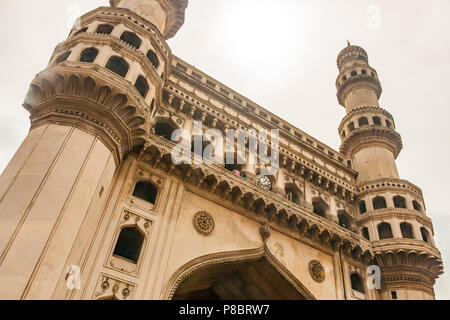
0,0 -> 443,300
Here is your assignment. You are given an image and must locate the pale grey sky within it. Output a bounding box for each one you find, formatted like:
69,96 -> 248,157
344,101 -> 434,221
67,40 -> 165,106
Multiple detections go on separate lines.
0,0 -> 449,299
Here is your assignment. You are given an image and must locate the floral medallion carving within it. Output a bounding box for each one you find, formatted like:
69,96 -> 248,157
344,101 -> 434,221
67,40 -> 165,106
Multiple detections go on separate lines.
309,260 -> 325,283
193,211 -> 215,236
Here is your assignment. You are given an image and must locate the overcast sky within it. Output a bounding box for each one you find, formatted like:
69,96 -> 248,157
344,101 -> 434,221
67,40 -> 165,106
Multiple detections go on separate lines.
0,0 -> 449,299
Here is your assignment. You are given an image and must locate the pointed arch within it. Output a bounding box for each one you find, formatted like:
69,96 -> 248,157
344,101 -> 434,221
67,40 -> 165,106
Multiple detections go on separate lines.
163,246 -> 315,300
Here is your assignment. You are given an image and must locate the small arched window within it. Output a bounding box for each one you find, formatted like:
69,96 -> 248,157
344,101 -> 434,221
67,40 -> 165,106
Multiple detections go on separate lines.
133,181 -> 158,204
359,200 -> 367,214
358,117 -> 369,127
400,222 -> 414,239
120,31 -> 142,49
350,273 -> 365,294
413,200 -> 422,212
421,227 -> 430,243
373,196 -> 387,210
80,47 -> 99,63
106,56 -> 129,77
386,120 -> 392,128
312,199 -> 327,218
96,24 -> 114,35
348,122 -> 355,131
378,222 -> 393,240
55,51 -> 71,64
351,71 -> 358,77
341,131 -> 346,138
361,227 -> 370,241
73,27 -> 88,36
113,226 -> 144,263
135,75 -> 149,98
343,75 -> 347,81
361,69 -> 367,75
373,116 -> 381,125
393,196 -> 406,209
147,49 -> 160,69
154,122 -> 176,141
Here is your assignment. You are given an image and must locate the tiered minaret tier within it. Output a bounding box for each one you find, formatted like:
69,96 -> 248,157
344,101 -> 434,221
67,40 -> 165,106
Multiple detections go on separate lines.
336,43 -> 443,300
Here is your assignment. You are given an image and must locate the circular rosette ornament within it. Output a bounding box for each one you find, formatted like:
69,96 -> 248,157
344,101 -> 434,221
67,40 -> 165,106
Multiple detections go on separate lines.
193,211 -> 215,235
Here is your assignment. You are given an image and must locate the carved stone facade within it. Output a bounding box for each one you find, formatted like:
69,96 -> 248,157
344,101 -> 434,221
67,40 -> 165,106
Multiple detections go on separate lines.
0,0 -> 443,300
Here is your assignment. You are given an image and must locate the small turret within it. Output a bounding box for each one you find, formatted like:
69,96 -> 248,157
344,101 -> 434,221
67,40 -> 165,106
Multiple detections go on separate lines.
110,0 -> 188,39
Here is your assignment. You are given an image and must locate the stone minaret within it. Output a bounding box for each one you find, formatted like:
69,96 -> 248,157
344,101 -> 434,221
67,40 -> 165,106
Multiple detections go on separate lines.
336,44 -> 443,299
0,0 -> 187,299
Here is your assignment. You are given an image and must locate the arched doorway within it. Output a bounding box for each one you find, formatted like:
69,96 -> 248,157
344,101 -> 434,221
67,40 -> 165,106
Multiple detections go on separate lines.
166,248 -> 314,300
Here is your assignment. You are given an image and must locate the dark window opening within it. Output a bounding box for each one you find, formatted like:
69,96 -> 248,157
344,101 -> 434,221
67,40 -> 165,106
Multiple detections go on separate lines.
421,227 -> 430,243
373,116 -> 381,125
393,196 -> 406,209
312,200 -> 327,218
285,187 -> 302,205
80,47 -> 99,63
373,196 -> 387,210
55,51 -> 71,64
391,291 -> 398,300
362,227 -> 370,241
154,122 -> 176,141
351,71 -> 357,77
135,75 -> 149,98
338,213 -> 352,230
348,122 -> 355,131
96,24 -> 114,35
413,201 -> 422,212
133,181 -> 158,204
351,273 -> 365,294
73,27 -> 88,36
358,117 -> 369,127
386,120 -> 392,128
361,69 -> 367,75
113,226 -> 144,263
147,50 -> 160,69
359,200 -> 367,214
378,222 -> 393,240
400,222 -> 414,239
120,31 -> 142,49
106,56 -> 129,77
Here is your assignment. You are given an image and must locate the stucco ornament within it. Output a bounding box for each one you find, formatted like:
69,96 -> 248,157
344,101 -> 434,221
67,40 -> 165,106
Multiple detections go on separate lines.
260,223 -> 271,242
309,260 -> 325,283
193,211 -> 215,235
257,174 -> 272,191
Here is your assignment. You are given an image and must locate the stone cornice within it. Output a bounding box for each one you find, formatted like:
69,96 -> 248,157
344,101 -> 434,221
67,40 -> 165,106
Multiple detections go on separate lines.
355,208 -> 432,229
163,84 -> 358,191
140,133 -> 374,261
337,74 -> 382,107
23,62 -> 151,163
372,242 -> 444,279
339,125 -> 403,158
357,178 -> 423,197
338,106 -> 395,133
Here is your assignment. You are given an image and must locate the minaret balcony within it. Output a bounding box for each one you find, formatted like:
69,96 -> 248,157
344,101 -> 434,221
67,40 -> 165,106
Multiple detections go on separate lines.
339,125 -> 403,158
